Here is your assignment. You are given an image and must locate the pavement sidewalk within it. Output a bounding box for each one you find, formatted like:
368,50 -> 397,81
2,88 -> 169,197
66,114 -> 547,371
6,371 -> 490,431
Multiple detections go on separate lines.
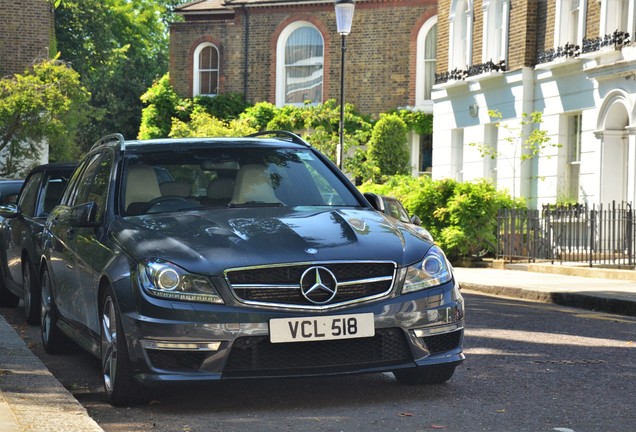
0,313 -> 103,431
0,264 -> 635,430
453,265 -> 636,317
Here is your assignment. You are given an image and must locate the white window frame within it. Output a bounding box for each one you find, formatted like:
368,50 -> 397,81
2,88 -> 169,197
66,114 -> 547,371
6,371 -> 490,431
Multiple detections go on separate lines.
554,0 -> 587,48
193,42 -> 220,97
448,0 -> 474,70
600,0 -> 630,35
482,0 -> 510,64
275,21 -> 324,107
415,16 -> 437,109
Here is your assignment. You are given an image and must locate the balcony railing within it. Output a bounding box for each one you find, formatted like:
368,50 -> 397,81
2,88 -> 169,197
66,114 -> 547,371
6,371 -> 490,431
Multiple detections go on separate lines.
537,31 -> 631,64
581,30 -> 631,54
435,60 -> 506,84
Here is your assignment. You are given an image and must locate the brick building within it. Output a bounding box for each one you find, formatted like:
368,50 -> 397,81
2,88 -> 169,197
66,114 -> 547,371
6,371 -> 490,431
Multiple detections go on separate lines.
432,0 -> 636,208
0,0 -> 54,77
170,0 -> 438,174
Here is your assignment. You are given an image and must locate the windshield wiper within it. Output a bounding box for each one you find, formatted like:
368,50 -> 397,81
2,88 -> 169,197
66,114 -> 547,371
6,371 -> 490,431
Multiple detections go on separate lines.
228,202 -> 284,208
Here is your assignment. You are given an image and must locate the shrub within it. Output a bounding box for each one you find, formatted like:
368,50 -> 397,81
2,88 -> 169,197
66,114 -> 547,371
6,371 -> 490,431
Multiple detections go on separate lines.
359,176 -> 524,260
240,102 -> 278,130
194,93 -> 250,120
169,108 -> 256,138
366,114 -> 410,179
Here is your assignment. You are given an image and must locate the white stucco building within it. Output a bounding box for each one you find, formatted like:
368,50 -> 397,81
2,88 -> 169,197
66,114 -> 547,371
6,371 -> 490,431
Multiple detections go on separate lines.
432,0 -> 636,209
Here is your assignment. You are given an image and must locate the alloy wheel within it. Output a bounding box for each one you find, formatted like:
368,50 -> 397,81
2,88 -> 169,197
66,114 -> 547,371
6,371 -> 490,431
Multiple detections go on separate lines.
101,296 -> 118,395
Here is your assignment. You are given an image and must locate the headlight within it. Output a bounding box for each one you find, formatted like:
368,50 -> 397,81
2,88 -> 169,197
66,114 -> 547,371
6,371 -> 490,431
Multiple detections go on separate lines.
138,259 -> 224,304
401,245 -> 452,294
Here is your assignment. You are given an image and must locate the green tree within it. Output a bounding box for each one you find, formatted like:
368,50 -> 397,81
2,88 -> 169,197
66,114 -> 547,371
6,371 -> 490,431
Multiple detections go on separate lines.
0,57 -> 91,177
55,0 -> 181,151
470,110 -> 559,197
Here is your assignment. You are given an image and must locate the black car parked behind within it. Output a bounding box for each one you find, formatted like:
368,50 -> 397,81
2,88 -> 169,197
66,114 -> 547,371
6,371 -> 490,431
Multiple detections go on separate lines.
0,163 -> 76,323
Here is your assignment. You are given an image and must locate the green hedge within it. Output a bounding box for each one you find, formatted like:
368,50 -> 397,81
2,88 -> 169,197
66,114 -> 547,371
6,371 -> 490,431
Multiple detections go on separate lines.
359,176 -> 525,259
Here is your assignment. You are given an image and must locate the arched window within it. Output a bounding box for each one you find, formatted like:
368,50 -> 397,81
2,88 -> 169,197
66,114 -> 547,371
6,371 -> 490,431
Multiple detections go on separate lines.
449,0 -> 473,70
276,22 -> 324,106
193,43 -> 219,97
483,0 -> 509,64
415,16 -> 437,108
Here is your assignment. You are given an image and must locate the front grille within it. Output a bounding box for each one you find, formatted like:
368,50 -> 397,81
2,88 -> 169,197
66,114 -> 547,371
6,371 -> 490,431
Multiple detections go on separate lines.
146,349 -> 207,371
226,262 -> 396,307
422,330 -> 462,354
223,328 -> 412,377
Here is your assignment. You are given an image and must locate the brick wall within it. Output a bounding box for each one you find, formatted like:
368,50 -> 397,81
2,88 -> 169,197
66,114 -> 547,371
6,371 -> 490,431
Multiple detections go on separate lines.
0,0 -> 54,77
586,0 -> 601,40
436,0 -> 450,75
170,0 -> 436,116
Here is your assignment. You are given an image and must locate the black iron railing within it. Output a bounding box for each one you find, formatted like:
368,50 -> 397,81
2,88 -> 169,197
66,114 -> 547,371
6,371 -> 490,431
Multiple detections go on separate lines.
435,60 -> 506,84
536,31 -> 631,64
497,202 -> 635,268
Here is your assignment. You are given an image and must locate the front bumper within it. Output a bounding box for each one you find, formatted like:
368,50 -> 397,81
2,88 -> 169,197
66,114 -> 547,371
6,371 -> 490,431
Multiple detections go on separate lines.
119,280 -> 465,386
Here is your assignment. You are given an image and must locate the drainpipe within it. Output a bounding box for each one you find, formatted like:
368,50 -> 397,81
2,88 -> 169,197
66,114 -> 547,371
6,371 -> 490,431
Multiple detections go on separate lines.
243,5 -> 249,100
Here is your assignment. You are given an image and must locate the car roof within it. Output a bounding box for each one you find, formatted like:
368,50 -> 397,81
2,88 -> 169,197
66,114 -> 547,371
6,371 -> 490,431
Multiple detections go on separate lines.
90,132 -> 312,154
121,137 -> 309,152
28,162 -> 78,173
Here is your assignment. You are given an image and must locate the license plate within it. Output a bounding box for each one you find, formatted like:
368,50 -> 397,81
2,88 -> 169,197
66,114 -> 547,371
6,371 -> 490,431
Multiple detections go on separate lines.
269,313 -> 375,343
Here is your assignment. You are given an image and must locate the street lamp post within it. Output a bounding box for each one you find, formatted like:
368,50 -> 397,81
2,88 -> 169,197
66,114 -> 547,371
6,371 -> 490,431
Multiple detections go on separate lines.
335,0 -> 355,170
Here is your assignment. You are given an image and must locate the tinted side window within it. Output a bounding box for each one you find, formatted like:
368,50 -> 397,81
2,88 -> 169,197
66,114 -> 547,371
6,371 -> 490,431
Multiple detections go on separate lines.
37,170 -> 74,217
69,153 -> 113,222
17,172 -> 44,217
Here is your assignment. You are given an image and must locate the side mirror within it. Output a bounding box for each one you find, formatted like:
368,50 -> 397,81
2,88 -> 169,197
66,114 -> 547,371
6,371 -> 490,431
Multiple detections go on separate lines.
410,215 -> 422,226
69,202 -> 100,228
363,193 -> 382,211
0,204 -> 19,219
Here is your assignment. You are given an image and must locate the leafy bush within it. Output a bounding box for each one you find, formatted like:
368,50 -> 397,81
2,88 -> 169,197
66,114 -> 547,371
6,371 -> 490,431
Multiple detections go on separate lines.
139,75 -> 251,139
366,114 -> 410,179
169,107 -> 256,138
194,93 -> 250,120
240,102 -> 278,130
359,176 -> 524,260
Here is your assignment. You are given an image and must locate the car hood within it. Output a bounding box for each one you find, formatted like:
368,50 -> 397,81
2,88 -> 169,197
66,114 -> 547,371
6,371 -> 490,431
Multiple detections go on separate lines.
113,207 -> 433,275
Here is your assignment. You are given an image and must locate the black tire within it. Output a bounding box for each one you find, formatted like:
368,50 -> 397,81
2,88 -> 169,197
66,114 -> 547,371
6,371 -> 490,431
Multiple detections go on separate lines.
22,258 -> 41,325
100,285 -> 151,406
40,266 -> 74,354
393,365 -> 456,385
0,270 -> 19,308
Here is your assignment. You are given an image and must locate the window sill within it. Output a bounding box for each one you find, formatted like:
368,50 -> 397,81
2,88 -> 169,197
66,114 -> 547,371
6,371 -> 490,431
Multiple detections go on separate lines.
580,47 -> 623,64
433,80 -> 468,90
465,70 -> 504,83
535,57 -> 580,71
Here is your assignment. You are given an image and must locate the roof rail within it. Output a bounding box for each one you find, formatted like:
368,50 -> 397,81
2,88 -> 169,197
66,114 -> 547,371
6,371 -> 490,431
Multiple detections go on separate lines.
246,130 -> 310,148
90,133 -> 125,152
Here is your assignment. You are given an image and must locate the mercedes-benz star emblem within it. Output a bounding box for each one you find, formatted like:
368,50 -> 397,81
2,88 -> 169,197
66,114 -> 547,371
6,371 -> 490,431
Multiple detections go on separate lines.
299,266 -> 338,305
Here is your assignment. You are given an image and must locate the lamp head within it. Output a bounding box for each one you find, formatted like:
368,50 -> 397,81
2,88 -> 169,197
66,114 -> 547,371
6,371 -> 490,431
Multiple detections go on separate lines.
335,0 -> 355,35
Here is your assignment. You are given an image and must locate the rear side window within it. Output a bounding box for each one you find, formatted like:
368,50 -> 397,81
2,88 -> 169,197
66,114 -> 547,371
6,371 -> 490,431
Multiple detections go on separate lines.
68,153 -> 113,223
37,170 -> 74,217
17,172 -> 44,217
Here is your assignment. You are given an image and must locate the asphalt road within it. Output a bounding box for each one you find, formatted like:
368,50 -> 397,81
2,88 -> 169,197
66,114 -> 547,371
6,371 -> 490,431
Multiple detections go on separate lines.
2,291 -> 635,432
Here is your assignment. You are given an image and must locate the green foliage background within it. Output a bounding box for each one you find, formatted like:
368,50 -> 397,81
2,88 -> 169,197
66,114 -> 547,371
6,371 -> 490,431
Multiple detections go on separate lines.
359,176 -> 525,259
0,57 -> 90,177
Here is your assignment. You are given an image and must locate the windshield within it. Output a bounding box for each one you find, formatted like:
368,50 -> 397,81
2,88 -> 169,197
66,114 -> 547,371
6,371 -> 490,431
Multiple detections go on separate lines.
121,147 -> 361,216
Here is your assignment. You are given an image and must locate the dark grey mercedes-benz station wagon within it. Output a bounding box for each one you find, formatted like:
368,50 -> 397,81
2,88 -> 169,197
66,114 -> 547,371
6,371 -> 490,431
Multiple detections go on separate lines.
40,131 -> 464,405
